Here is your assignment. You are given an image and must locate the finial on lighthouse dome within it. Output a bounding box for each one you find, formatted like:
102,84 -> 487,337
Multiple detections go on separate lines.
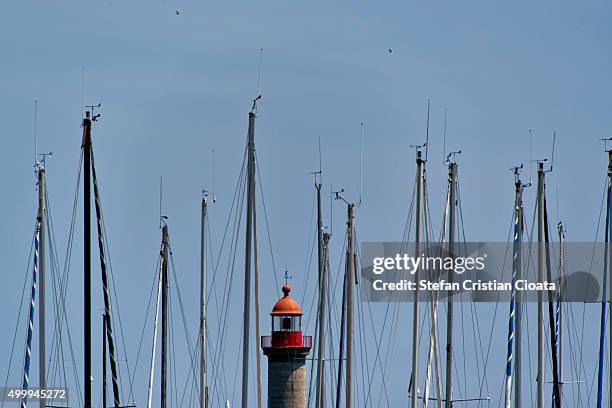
271,284 -> 303,316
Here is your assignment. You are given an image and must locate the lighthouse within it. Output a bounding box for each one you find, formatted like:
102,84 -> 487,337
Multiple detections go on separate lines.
262,284 -> 312,408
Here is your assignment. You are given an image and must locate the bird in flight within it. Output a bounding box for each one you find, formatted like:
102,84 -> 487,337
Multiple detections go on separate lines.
176,10 -> 180,15
388,48 -> 392,53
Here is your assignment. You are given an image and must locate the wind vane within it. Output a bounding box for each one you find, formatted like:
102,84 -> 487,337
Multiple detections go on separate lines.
283,267 -> 292,286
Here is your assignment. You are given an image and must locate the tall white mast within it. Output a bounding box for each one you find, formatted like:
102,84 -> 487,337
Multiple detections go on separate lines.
242,97 -> 260,408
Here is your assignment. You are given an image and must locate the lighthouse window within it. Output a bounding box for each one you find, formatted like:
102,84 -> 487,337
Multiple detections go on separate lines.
272,316 -> 302,332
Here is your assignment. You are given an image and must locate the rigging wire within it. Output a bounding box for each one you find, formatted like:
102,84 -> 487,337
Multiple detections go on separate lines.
254,153 -> 281,296
47,151 -> 85,407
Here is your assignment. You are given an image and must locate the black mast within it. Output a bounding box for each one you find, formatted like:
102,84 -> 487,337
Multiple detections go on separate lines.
103,313 -> 108,408
161,223 -> 169,408
82,111 -> 92,408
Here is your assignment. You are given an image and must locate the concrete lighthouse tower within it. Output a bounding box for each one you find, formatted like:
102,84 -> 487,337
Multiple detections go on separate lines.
262,284 -> 312,408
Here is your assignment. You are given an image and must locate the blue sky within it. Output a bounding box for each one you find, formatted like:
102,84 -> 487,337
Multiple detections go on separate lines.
2,1 -> 612,406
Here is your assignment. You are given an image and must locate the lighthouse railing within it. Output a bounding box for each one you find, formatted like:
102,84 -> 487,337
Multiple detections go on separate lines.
261,335 -> 312,349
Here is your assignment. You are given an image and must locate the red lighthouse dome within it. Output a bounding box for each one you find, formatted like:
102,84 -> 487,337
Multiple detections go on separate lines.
271,285 -> 302,316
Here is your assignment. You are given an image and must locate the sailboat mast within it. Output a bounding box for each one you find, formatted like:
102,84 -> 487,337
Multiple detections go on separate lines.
242,109 -> 256,408
200,193 -> 209,408
345,203 -> 355,408
608,151 -> 612,408
445,161 -> 457,408
36,162 -> 46,408
146,245 -> 163,408
82,111 -> 92,408
315,183 -> 327,408
536,162 -> 544,408
335,262 -> 347,408
103,314 -> 108,408
161,224 -> 169,408
505,172 -> 523,408
596,151 -> 612,408
555,222 -> 564,407
411,150 -> 424,408
514,177 -> 523,408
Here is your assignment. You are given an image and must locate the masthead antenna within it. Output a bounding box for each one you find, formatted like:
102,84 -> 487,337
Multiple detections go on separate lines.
159,176 -> 163,229
309,137 -> 323,184
442,107 -> 447,165
425,99 -> 430,162
251,48 -> 264,114
211,148 -> 217,203
34,100 -> 38,167
80,67 -> 86,119
528,129 -> 534,184
546,130 -> 556,173
318,136 -> 323,177
358,122 -> 364,207
330,183 -> 334,236
256,48 -> 264,96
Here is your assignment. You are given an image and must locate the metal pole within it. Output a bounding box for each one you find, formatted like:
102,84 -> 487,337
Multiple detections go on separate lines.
315,183 -> 327,408
200,194 -> 209,408
82,111 -> 92,408
37,164 -> 46,408
146,252 -> 163,408
536,162 -> 544,408
335,263 -> 347,408
445,162 -> 457,408
555,223 -> 564,407
602,151 -> 612,407
543,200 -> 561,408
412,151 -> 423,408
252,172 -> 262,408
597,151 -> 612,408
161,225 -> 169,408
345,204 -> 355,408
241,111 -> 256,408
514,180 -> 523,408
103,314 -> 108,408
609,153 -> 612,408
